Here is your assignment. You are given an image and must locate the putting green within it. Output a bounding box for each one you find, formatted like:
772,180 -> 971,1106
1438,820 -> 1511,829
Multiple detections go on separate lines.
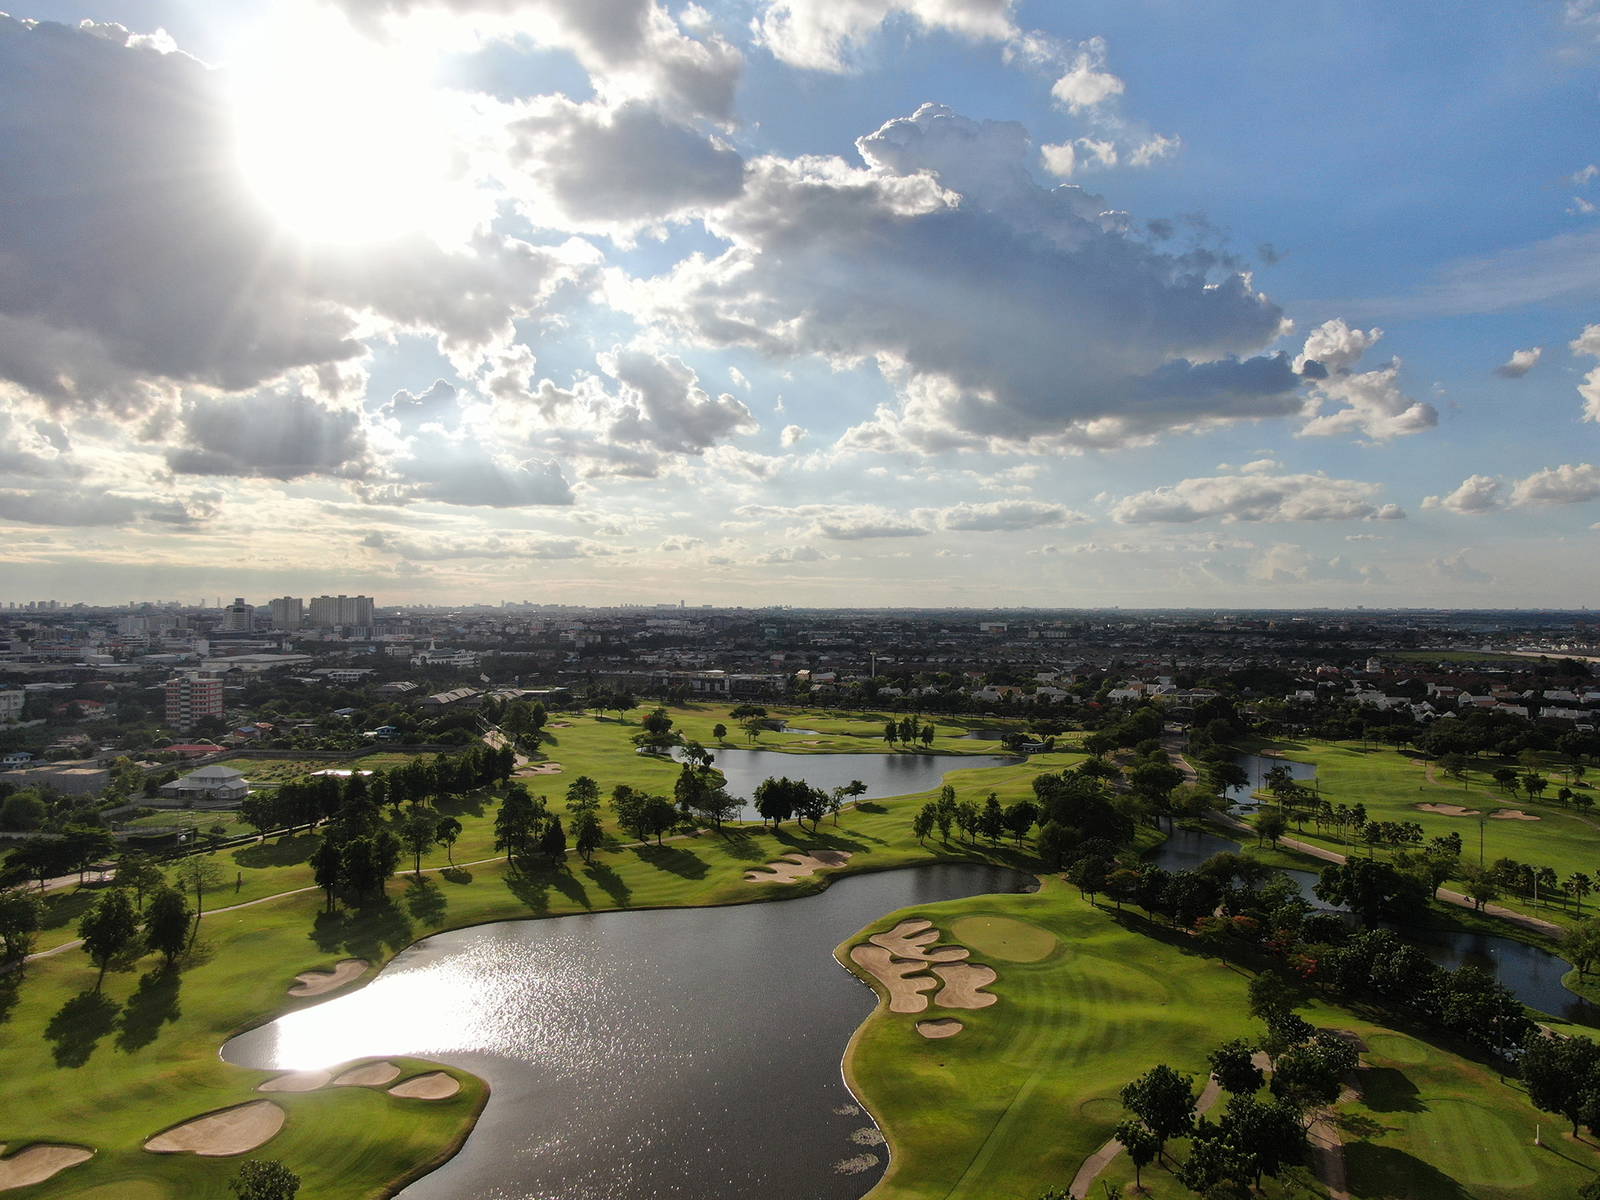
948,915 -> 1059,962
1366,1032 -> 1434,1066
1421,1098 -> 1537,1189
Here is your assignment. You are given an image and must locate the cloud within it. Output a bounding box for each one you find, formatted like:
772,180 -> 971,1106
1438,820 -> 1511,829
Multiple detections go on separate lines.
1494,346 -> 1542,378
780,424 -> 808,447
815,512 -> 929,540
0,17 -> 585,410
381,380 -> 463,431
1344,226 -> 1600,318
940,500 -> 1085,531
0,488 -> 212,528
658,534 -> 704,552
597,348 -> 758,454
1049,36 -> 1124,113
1111,471 -> 1400,524
505,98 -> 744,233
1509,463 -> 1600,506
635,104 -> 1297,454
754,0 -> 1018,72
361,529 -> 606,559
1572,323 -> 1600,422
754,544 -> 827,564
1423,474 -> 1504,514
1295,320 -> 1436,440
1430,548 -> 1491,584
166,394 -> 369,480
388,440 -> 576,507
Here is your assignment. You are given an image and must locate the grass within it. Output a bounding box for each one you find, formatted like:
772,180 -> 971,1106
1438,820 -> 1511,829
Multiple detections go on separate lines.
841,883 -> 1600,1200
1234,738 -> 1599,930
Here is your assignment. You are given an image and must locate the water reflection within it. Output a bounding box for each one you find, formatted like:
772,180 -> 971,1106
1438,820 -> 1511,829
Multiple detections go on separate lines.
1225,753 -> 1316,805
225,864 -> 1031,1200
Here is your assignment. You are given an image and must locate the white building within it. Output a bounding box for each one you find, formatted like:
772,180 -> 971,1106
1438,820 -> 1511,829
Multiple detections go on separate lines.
268,597 -> 304,630
309,594 -> 375,628
159,764 -> 250,804
221,598 -> 255,632
0,690 -> 23,723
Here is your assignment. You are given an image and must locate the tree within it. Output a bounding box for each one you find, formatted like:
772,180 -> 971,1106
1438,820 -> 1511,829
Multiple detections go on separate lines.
1313,858 -> 1426,926
1119,1064 -> 1195,1162
540,815 -> 567,866
0,790 -> 47,832
310,839 -> 343,912
642,795 -> 679,845
495,786 -> 544,865
1566,920 -> 1600,980
1246,971 -> 1300,1026
978,793 -> 1005,843
1002,800 -> 1037,844
883,721 -> 899,748
172,856 -> 225,933
229,1159 -> 302,1200
1113,1117 -> 1159,1189
79,888 -> 139,988
1208,1039 -> 1264,1095
753,776 -> 802,828
1218,1095 -> 1307,1188
340,832 -> 401,899
399,804 -> 443,874
144,887 -> 193,967
0,887 -> 43,961
741,717 -> 765,744
1256,810 -> 1287,848
435,816 -> 462,866
712,723 -> 728,742
912,804 -> 936,844
1520,1033 -> 1600,1135
573,811 -> 603,863
113,853 -> 165,911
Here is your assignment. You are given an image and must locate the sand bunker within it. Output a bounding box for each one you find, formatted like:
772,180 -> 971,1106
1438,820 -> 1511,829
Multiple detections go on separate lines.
389,1072 -> 460,1100
1417,803 -> 1481,816
524,762 -> 564,775
0,1144 -> 93,1191
1491,809 -> 1540,821
869,919 -> 970,962
257,1070 -> 331,1093
288,958 -> 368,997
915,1018 -> 964,1039
849,945 -> 939,1013
145,1101 -> 285,1157
547,721 -> 573,728
932,963 -> 999,1009
333,1061 -> 401,1088
744,849 -> 853,883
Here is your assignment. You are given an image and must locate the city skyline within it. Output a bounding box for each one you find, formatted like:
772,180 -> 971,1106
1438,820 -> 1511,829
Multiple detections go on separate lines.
1,2 -> 1598,607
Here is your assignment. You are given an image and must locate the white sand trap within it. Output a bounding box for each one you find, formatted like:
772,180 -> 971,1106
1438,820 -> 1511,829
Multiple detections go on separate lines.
548,721 -> 574,728
333,1061 -> 401,1087
849,944 -> 938,1013
1491,809 -> 1540,821
915,1019 -> 964,1039
258,1070 -> 331,1093
389,1072 -> 460,1100
744,849 -> 853,883
145,1101 -> 285,1157
932,963 -> 999,1009
525,762 -> 564,775
0,1144 -> 93,1191
869,920 -> 971,963
288,958 -> 368,997
1417,803 -> 1480,816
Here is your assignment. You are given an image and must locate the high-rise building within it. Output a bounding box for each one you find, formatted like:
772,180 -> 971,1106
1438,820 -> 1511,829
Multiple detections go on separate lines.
164,674 -> 224,731
308,594 -> 375,628
221,597 -> 255,632
268,597 -> 305,630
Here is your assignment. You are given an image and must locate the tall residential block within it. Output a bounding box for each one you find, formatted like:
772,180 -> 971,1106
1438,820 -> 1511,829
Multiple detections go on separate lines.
165,674 -> 224,731
268,596 -> 305,630
221,597 -> 255,632
308,594 -> 375,628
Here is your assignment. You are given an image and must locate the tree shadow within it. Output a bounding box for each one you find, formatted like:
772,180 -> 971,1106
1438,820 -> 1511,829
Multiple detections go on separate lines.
1343,1143 -> 1470,1200
631,844 -> 708,879
1335,1112 -> 1392,1140
44,989 -> 120,1068
582,861 -> 631,908
855,802 -> 888,814
117,967 -> 182,1052
404,876 -> 448,927
0,969 -> 20,1025
233,833 -> 320,868
40,889 -> 99,932
548,867 -> 591,910
440,867 -> 473,886
717,831 -> 768,862
310,900 -> 414,961
505,870 -> 551,915
436,792 -> 486,820
1358,1067 -> 1425,1113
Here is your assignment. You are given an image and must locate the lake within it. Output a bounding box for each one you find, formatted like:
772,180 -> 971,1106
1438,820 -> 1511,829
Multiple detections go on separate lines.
1226,752 -> 1316,805
223,863 -> 1033,1200
672,746 -> 1021,821
1149,826 -> 1598,1022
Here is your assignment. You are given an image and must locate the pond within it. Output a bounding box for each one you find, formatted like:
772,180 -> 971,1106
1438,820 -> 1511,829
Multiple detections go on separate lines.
672,746 -> 1021,822
223,863 -> 1034,1200
1225,752 -> 1316,805
1148,827 -> 1599,1023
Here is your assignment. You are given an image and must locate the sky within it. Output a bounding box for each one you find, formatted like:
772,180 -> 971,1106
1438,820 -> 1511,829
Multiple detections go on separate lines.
0,0 -> 1597,609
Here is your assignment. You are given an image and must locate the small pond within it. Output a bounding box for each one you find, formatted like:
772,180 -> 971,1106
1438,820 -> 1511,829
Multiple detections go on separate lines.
1226,753 -> 1317,805
671,746 -> 1021,821
1149,827 -> 1599,1023
224,863 -> 1033,1200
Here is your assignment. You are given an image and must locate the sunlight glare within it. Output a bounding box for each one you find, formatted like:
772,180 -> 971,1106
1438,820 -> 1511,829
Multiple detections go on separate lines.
228,6 -> 467,245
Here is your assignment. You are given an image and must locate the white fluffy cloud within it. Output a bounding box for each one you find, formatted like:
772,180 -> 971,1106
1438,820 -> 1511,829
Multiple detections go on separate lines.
634,104 -> 1297,454
166,394 -> 370,480
1572,324 -> 1600,422
1509,463 -> 1600,505
1494,346 -> 1542,378
1049,36 -> 1124,113
1422,474 -> 1504,514
1430,548 -> 1491,584
1111,471 -> 1401,524
1295,319 -> 1436,440
940,500 -> 1086,530
780,425 -> 808,447
754,0 -> 1018,71
361,529 -> 607,559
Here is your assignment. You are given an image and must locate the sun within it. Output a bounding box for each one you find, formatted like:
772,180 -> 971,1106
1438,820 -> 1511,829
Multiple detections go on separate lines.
227,6 -> 468,245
